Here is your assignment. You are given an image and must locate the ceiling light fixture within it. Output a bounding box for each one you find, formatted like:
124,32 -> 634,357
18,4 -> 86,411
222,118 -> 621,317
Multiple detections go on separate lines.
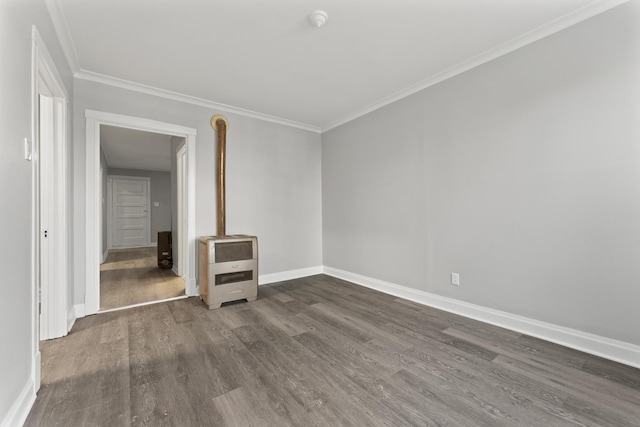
309,10 -> 328,28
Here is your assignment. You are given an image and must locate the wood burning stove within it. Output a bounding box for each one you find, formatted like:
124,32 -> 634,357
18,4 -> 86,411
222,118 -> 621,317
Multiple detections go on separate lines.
198,235 -> 258,309
198,115 -> 258,309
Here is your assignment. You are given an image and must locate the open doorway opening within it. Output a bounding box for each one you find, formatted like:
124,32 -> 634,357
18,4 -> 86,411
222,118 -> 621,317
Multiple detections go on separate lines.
99,125 -> 186,311
84,110 -> 197,316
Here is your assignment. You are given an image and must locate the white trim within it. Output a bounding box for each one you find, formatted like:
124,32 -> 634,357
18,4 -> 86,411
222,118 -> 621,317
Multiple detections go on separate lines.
105,175 -> 111,250
43,0 -> 80,73
98,295 -> 188,314
67,306 -> 75,331
34,350 -> 41,392
102,243 -> 157,252
54,0 -> 624,134
85,109 -> 197,135
0,376 -> 36,427
30,29 -> 70,415
31,28 -> 68,98
74,304 -> 86,318
259,266 -> 324,285
85,116 -> 100,314
85,110 -> 197,315
176,144 -> 187,279
320,0 -> 629,132
30,34 -> 39,396
323,266 -> 640,369
109,242 -> 158,252
76,70 -> 321,133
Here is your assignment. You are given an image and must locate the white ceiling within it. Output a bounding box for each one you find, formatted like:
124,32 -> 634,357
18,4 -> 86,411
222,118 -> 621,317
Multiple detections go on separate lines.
101,125 -> 174,172
53,0 -> 625,131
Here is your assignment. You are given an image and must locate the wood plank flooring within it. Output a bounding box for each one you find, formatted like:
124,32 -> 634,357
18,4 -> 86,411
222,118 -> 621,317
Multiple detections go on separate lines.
26,275 -> 640,426
100,247 -> 185,311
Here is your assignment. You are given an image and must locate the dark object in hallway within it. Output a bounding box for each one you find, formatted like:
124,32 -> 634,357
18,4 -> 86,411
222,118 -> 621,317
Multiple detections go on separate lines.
157,230 -> 172,268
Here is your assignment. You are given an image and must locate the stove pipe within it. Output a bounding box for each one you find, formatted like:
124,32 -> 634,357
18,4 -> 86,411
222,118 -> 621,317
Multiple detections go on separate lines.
211,114 -> 229,236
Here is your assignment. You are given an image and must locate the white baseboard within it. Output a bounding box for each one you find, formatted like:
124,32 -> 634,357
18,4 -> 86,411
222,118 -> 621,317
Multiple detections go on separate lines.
101,248 -> 109,264
323,266 -> 640,369
188,277 -> 197,297
67,306 -> 76,332
34,350 -> 40,391
74,303 -> 85,319
1,372 -> 36,427
259,266 -> 323,285
109,243 -> 157,251
171,266 -> 179,276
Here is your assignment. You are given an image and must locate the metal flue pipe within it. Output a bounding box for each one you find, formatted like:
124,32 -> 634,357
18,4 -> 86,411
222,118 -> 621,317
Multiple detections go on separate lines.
211,114 -> 229,236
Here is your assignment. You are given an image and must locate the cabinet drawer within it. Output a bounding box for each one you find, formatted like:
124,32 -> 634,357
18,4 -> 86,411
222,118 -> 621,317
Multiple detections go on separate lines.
211,259 -> 257,275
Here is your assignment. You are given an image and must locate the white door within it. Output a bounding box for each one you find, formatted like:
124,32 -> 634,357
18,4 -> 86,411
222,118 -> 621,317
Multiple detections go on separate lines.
38,92 -> 68,341
39,94 -> 54,339
110,176 -> 150,248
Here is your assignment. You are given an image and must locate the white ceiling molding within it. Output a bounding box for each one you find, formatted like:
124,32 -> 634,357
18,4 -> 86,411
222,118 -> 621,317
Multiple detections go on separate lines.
47,0 -> 319,133
50,0 -> 627,135
75,70 -> 322,133
320,0 -> 629,133
44,0 -> 80,73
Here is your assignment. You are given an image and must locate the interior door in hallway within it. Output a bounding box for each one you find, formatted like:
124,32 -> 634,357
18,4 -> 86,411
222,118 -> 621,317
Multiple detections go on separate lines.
110,176 -> 150,248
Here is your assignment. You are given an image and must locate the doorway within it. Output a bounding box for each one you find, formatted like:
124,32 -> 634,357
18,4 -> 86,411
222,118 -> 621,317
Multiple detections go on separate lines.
84,111 -> 197,315
99,126 -> 186,311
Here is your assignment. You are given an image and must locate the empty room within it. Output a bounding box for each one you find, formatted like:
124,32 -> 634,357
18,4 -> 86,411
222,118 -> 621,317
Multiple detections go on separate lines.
2,0 -> 640,426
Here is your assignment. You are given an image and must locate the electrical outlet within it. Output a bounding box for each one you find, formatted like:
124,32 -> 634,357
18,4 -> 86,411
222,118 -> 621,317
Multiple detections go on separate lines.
451,273 -> 460,286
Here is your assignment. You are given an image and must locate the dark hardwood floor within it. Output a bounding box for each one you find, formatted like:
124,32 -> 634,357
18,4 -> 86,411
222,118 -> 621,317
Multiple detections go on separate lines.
26,275 -> 640,426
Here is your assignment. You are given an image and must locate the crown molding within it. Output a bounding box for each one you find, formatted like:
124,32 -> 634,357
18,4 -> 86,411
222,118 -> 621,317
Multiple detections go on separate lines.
44,0 -> 80,73
75,70 -> 322,133
49,0 -> 626,135
320,0 -> 629,132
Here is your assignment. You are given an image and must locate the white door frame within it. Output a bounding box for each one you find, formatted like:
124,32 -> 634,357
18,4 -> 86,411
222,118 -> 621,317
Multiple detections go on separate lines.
176,145 -> 187,278
31,26 -> 70,391
85,110 -> 197,315
107,175 -> 151,249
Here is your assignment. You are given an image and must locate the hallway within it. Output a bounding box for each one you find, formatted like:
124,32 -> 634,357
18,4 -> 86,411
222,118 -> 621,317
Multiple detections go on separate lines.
100,247 -> 185,310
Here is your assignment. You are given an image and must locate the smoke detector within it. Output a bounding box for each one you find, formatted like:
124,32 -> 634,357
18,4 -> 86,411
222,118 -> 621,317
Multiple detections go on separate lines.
309,10 -> 328,28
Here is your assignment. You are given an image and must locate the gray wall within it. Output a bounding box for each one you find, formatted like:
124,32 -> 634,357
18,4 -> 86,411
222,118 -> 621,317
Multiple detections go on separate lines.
0,0 -> 73,422
322,2 -> 640,346
109,168 -> 172,244
73,80 -> 323,305
100,146 -> 109,257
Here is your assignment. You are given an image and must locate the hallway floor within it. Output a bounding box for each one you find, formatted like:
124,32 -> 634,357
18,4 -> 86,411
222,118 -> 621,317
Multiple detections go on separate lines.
100,246 -> 185,310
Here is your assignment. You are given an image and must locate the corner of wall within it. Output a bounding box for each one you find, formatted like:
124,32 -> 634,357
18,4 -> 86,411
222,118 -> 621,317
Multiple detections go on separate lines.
323,266 -> 640,369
